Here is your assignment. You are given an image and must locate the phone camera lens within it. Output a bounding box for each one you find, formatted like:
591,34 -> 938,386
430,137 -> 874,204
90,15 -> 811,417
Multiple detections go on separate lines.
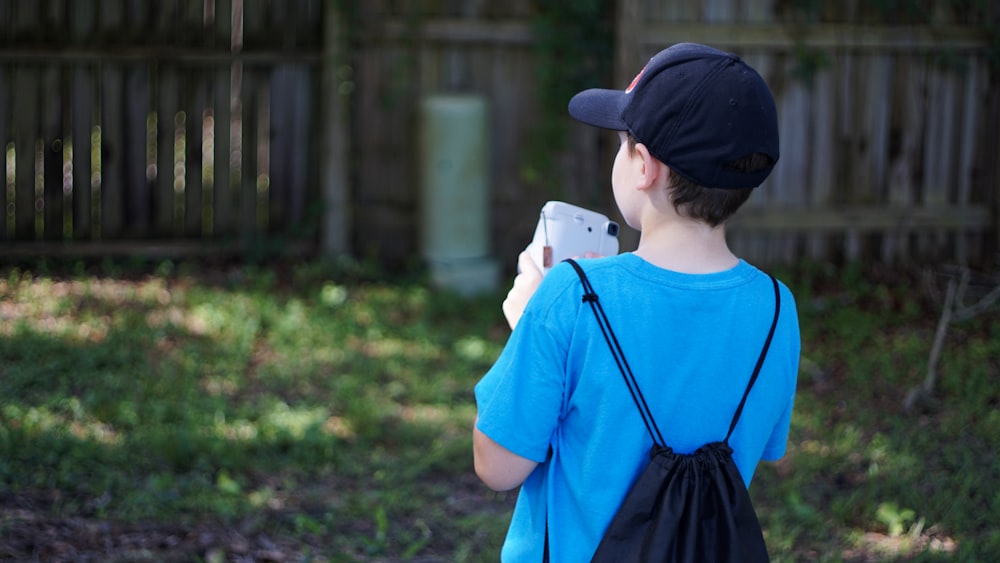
606,222 -> 619,236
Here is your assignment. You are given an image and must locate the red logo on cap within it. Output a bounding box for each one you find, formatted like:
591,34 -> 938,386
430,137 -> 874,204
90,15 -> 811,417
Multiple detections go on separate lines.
625,64 -> 647,93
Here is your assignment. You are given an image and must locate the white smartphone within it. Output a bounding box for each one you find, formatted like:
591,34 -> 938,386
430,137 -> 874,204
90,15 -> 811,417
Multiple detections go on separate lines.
525,201 -> 620,275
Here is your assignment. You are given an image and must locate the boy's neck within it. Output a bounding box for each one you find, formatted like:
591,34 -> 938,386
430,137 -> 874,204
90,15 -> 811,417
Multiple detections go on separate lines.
632,218 -> 738,274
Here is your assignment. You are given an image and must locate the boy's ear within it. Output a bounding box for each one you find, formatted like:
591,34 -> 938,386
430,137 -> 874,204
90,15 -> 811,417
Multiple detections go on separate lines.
632,142 -> 665,190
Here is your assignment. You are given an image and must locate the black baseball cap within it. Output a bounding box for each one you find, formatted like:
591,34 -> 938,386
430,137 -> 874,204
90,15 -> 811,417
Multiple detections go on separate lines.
568,43 -> 779,189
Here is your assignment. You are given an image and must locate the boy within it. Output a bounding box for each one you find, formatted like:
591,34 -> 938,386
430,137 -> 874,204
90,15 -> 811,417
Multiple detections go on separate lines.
473,43 -> 800,561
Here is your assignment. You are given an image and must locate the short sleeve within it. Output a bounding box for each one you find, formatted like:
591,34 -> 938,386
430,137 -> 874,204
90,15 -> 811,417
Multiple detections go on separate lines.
474,270 -> 579,463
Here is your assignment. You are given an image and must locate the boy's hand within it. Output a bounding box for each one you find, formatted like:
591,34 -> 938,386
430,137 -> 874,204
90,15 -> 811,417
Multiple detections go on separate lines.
502,250 -> 543,330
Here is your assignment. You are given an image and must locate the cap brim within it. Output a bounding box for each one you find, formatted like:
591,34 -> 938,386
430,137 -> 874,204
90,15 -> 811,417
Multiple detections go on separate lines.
568,88 -> 628,130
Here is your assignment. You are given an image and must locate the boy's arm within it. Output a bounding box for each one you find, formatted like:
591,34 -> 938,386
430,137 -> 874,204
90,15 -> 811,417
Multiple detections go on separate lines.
473,420 -> 538,491
501,250 -> 543,330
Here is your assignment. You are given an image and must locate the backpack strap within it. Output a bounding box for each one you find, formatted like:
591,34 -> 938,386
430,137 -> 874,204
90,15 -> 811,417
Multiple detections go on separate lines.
564,259 -> 781,447
565,259 -> 665,446
724,274 -> 781,444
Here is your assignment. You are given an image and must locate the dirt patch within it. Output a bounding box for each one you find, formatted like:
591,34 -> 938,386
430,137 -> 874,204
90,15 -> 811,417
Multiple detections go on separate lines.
1,493 -> 314,562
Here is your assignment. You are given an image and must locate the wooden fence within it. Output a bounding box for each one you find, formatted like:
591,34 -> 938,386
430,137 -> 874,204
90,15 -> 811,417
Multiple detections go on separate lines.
2,0 -> 998,270
0,0 -> 328,256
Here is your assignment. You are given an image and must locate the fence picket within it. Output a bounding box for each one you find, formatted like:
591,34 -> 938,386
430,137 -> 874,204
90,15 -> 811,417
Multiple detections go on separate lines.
155,64 -> 177,237
211,63 -> 233,238
12,66 -> 36,240
0,64 -> 9,240
71,65 -> 95,240
41,64 -> 63,241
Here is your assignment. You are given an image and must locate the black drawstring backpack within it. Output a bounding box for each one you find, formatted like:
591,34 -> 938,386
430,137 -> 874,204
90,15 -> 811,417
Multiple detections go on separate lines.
561,259 -> 780,563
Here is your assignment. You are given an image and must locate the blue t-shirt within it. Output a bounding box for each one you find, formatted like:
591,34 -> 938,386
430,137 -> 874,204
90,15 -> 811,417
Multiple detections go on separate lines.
475,253 -> 800,562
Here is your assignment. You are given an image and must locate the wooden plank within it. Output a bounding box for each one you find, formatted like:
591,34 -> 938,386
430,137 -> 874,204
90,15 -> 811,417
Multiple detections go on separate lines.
98,0 -> 125,40
71,65 -> 95,240
190,76 -> 216,238
883,53 -> 925,261
0,238 -> 313,259
155,64 -> 179,236
356,46 -> 411,207
270,63 -> 310,231
616,0 -> 642,86
292,63 -> 313,229
489,46 -> 535,209
921,61 -> 959,258
859,53 -> 892,261
835,52 -> 862,260
373,19 -> 534,44
149,0 -> 180,44
956,60 -> 981,208
772,73 -> 810,262
12,65 -> 37,240
0,0 -> 11,40
733,51 -> 776,263
612,0 -> 643,255
954,59 -> 982,264
239,68 -> 258,237
100,63 -> 125,239
861,55 -> 891,201
0,63 -> 9,240
227,61 -> 246,238
242,0 -> 272,48
176,73 -> 196,238
69,0 -> 96,240
41,65 -> 63,241
217,0 -> 239,238
702,0 -> 735,22
230,0 -> 243,52
213,62 -> 236,237
96,0 -> 125,240
923,64 -> 957,207
70,0 -> 96,44
43,0 -> 70,41
199,83 -> 216,237
353,42 -> 413,261
658,1 -> 701,21
0,48 -> 322,65
641,23 -> 993,51
806,65 -> 837,260
740,0 -> 774,24
224,0 -> 246,237
252,78 -> 269,233
185,69 -> 209,237
729,205 -> 992,232
123,65 -> 151,237
11,5 -> 42,241
10,0 -> 41,41
0,22 -> 980,58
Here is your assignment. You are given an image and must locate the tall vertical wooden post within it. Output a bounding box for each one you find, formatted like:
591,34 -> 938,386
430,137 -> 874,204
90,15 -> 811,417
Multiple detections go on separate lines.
614,0 -> 642,252
320,0 -> 351,256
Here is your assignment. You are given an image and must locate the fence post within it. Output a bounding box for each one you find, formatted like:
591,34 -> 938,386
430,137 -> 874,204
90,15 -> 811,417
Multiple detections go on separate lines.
320,0 -> 351,257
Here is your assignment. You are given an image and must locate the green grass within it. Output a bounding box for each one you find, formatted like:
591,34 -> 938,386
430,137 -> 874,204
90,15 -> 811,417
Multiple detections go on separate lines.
1,258 -> 997,561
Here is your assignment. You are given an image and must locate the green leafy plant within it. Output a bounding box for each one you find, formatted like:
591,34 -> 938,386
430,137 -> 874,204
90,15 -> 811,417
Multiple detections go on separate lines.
524,1 -> 614,194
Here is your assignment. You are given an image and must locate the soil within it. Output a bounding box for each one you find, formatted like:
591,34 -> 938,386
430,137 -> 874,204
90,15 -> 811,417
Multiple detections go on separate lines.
1,491 -> 315,562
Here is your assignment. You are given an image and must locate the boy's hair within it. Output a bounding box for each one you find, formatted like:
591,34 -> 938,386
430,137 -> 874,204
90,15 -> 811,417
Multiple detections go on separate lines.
627,134 -> 769,227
